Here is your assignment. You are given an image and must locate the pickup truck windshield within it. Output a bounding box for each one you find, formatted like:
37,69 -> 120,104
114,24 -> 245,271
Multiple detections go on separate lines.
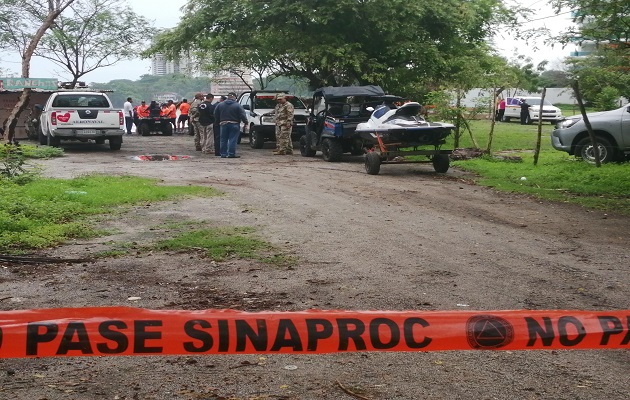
255,96 -> 306,109
52,95 -> 111,108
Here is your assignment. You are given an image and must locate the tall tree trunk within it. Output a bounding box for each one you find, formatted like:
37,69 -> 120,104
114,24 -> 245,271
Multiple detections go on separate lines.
534,88 -> 546,165
572,80 -> 601,167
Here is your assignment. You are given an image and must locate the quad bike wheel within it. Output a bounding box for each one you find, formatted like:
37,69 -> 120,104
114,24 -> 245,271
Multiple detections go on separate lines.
321,138 -> 343,162
300,133 -> 316,157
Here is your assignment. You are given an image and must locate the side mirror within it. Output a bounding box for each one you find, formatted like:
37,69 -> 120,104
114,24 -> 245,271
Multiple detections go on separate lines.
243,104 -> 250,110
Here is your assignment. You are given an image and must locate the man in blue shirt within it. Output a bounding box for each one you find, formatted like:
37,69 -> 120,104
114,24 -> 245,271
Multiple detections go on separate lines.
214,92 -> 248,158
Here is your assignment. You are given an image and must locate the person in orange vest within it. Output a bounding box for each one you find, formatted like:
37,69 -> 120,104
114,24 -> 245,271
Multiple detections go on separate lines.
137,100 -> 150,118
160,103 -> 169,117
167,100 -> 177,129
177,99 -> 190,132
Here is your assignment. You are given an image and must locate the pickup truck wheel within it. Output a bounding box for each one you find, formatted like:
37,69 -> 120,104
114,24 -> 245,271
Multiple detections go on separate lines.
109,137 -> 122,151
300,133 -> 316,157
47,134 -> 60,147
249,129 -> 265,149
576,137 -> 615,164
321,138 -> 343,162
38,126 -> 47,145
432,153 -> 450,173
365,152 -> 381,175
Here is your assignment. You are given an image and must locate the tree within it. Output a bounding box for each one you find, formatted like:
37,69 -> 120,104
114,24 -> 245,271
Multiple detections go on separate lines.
35,0 -> 152,88
538,70 -> 571,88
146,0 -> 512,96
0,0 -> 76,142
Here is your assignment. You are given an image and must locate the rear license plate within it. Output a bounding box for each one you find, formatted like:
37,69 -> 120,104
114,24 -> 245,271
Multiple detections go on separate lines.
82,129 -> 96,134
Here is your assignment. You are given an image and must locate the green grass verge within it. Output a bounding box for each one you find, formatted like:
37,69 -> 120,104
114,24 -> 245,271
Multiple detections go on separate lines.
153,226 -> 296,266
442,119 -> 630,214
0,175 -> 219,252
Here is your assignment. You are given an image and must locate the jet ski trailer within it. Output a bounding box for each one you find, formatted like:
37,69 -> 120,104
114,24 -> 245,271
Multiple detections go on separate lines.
355,101 -> 455,175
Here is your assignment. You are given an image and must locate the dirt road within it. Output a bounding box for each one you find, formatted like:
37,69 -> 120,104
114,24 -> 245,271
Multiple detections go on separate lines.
1,133 -> 629,399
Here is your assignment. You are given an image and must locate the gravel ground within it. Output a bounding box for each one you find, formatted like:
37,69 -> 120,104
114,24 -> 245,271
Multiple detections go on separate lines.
1,133 -> 629,400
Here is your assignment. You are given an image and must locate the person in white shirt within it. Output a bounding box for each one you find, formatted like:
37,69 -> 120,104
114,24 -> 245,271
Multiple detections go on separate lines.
123,97 -> 134,134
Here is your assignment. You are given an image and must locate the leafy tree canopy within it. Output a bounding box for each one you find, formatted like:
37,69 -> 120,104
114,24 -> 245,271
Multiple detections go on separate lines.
145,0 -> 514,98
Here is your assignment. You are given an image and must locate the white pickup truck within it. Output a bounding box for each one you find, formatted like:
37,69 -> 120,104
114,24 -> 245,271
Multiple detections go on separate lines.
38,91 -> 125,150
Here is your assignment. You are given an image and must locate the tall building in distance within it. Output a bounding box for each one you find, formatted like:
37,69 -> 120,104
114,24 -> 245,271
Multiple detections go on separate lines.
210,69 -> 253,96
151,54 -> 195,76
151,54 -> 254,96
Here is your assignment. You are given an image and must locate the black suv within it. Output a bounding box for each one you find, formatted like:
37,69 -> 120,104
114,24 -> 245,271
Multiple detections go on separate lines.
300,85 -> 386,161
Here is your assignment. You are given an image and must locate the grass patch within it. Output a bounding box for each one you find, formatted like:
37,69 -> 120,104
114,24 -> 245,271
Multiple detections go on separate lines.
441,119 -> 630,214
153,227 -> 272,261
0,174 -> 219,252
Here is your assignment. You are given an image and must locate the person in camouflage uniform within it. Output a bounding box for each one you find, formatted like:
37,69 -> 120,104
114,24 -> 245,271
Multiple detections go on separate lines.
272,93 -> 294,155
189,92 -> 204,151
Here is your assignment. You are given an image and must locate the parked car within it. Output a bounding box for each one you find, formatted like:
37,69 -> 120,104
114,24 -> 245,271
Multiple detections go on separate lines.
300,85 -> 386,161
502,97 -> 563,125
237,90 -> 309,149
38,91 -> 124,150
551,104 -> 630,163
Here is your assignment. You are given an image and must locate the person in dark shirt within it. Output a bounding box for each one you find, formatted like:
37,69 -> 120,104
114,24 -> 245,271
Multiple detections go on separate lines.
198,93 -> 217,154
214,92 -> 248,158
519,99 -> 530,125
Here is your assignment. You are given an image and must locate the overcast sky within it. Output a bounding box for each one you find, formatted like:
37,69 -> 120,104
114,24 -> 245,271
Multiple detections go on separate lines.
2,0 -> 575,83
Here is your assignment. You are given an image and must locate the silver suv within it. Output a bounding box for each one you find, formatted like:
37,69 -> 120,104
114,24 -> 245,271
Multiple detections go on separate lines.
237,90 -> 309,149
551,105 -> 630,163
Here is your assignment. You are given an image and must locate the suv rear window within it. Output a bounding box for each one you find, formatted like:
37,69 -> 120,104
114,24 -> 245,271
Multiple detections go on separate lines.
52,94 -> 110,108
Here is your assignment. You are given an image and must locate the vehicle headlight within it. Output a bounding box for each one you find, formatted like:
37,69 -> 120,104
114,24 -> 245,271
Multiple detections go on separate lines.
558,118 -> 580,129
261,115 -> 275,124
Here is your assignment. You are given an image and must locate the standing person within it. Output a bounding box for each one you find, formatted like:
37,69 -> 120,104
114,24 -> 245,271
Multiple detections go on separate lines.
189,92 -> 204,151
167,100 -> 177,129
273,93 -> 294,155
123,97 -> 133,134
177,99 -> 190,132
198,93 -> 216,154
496,97 -> 506,122
212,96 -> 226,156
214,92 -> 247,158
519,98 -> 530,125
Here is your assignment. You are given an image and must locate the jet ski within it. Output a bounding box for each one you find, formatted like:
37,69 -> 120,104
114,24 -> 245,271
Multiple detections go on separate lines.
355,101 -> 454,146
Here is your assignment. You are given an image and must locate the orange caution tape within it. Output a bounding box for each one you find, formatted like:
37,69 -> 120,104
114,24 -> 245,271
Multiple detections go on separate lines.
0,308 -> 628,358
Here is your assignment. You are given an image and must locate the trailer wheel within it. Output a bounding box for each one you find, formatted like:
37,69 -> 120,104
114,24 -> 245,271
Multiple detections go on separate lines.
300,133 -> 316,157
321,138 -> 342,162
432,154 -> 450,173
140,123 -> 150,136
162,123 -> 173,136
365,152 -> 381,175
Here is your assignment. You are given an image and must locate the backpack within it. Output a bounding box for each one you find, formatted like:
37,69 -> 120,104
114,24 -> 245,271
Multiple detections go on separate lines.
198,101 -> 215,125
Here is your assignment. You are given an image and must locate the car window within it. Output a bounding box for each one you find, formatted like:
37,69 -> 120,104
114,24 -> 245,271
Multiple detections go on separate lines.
239,93 -> 249,106
52,95 -> 110,108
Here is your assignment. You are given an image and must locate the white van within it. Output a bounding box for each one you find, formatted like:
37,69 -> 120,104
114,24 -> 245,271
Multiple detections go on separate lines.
502,97 -> 563,125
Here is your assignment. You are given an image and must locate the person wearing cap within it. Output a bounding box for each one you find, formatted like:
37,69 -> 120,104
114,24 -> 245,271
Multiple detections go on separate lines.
273,93 -> 294,155
213,92 -> 248,158
189,92 -> 205,150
